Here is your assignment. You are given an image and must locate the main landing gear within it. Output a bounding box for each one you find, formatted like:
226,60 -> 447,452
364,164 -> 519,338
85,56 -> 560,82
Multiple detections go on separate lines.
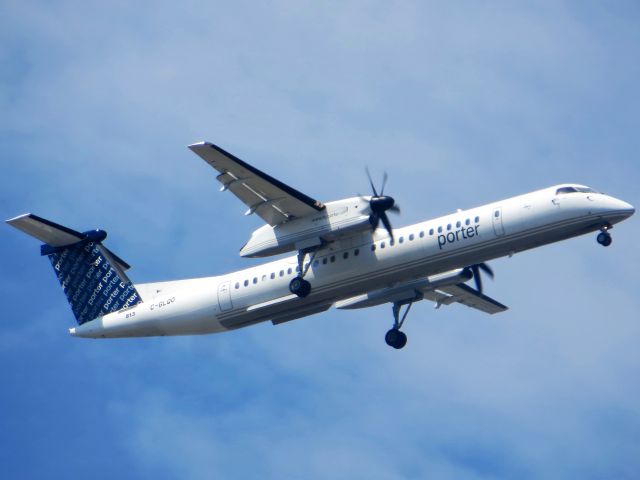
597,225 -> 613,247
289,248 -> 318,298
385,300 -> 414,349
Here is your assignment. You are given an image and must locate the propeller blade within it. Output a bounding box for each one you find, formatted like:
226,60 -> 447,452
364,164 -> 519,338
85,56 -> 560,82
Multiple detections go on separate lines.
369,213 -> 380,230
380,171 -> 388,196
365,167 -> 378,197
380,212 -> 394,240
471,265 -> 483,293
478,262 -> 494,279
389,204 -> 401,214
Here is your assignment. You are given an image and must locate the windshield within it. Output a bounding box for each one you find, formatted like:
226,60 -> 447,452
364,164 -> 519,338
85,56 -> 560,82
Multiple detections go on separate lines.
556,186 -> 600,195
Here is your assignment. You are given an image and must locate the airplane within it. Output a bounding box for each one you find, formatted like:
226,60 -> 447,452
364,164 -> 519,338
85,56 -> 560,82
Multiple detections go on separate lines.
6,142 -> 635,349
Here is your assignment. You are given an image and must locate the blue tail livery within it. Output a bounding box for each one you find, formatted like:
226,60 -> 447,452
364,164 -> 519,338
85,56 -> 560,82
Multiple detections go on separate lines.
7,214 -> 142,325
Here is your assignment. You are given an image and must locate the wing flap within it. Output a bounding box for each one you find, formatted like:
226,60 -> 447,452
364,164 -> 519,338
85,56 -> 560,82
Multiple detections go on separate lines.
189,142 -> 324,226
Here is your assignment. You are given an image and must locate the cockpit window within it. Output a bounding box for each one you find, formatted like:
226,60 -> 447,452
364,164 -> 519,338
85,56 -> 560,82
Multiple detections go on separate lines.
556,186 -> 600,195
556,187 -> 578,195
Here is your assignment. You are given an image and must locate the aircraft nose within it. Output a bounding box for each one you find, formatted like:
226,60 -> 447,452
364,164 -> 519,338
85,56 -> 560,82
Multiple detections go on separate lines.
620,200 -> 636,216
617,199 -> 635,217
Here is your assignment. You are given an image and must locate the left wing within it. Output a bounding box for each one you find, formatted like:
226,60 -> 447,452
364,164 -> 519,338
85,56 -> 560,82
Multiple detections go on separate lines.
189,142 -> 324,226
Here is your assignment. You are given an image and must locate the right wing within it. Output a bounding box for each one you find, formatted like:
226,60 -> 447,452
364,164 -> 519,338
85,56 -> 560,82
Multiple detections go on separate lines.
189,142 -> 325,226
425,283 -> 508,314
335,273 -> 508,315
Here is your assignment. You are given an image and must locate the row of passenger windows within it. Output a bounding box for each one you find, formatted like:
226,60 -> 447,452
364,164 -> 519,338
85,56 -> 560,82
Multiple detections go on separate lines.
234,248 -> 362,289
235,215 -> 481,288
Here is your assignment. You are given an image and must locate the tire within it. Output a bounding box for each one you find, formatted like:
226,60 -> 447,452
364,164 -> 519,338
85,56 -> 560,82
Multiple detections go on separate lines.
289,277 -> 311,297
385,329 -> 407,349
597,232 -> 612,247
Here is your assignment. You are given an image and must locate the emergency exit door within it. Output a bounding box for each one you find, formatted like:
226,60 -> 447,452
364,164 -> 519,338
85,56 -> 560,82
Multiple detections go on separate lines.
492,206 -> 505,236
217,281 -> 233,311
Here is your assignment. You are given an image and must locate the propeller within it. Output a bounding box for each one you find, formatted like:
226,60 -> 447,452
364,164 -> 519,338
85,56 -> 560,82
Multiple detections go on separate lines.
465,262 -> 494,294
363,167 -> 400,240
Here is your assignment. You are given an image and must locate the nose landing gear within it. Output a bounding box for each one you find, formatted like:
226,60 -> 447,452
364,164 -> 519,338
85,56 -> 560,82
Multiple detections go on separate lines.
597,225 -> 613,247
385,300 -> 415,349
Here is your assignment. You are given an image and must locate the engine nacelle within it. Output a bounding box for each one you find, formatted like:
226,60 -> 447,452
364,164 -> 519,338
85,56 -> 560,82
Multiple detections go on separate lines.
240,197 -> 372,257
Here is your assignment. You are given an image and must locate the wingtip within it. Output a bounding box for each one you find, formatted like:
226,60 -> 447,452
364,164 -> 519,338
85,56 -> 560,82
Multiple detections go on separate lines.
187,141 -> 212,150
6,213 -> 32,225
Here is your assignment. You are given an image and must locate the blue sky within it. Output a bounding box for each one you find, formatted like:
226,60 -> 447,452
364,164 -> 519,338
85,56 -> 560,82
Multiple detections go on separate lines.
1,1 -> 639,478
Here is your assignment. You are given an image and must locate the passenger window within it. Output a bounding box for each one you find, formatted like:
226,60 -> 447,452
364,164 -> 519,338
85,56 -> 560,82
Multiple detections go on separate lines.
494,210 -> 500,218
456,221 -> 461,228
270,272 -> 275,279
419,231 -> 425,238
322,257 -> 328,264
399,236 -> 404,244
437,226 -> 443,233
235,282 -> 240,289
447,224 -> 451,231
474,216 -> 479,223
371,244 -> 376,251
465,219 -> 470,226
262,275 -> 267,282
343,252 -> 349,259
287,268 -> 292,275
244,279 -> 249,287
253,277 -> 258,284
429,229 -> 434,236
409,233 -> 414,241
354,248 -> 360,256
389,239 -> 395,246
330,255 -> 336,263
381,242 -> 386,249
279,270 -> 284,277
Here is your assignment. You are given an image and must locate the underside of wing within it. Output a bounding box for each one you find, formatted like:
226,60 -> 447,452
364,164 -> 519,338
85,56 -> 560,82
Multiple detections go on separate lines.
189,142 -> 325,226
434,283 -> 508,314
335,269 -> 508,315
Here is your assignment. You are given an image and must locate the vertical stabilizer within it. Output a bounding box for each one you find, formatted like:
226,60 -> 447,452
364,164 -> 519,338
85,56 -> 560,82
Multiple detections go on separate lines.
7,214 -> 142,325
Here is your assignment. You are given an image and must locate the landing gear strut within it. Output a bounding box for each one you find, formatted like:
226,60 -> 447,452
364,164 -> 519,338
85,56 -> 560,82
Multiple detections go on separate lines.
597,225 -> 612,247
385,301 -> 413,349
289,248 -> 318,298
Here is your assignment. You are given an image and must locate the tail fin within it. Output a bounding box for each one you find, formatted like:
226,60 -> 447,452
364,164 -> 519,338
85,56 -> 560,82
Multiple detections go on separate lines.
7,214 -> 142,325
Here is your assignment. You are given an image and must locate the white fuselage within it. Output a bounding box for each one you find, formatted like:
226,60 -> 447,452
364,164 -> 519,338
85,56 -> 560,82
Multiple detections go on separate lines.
70,185 -> 634,339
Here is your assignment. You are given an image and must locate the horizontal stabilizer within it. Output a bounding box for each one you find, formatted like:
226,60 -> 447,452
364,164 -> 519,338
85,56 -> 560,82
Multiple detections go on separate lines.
7,213 -> 84,247
7,213 -> 131,270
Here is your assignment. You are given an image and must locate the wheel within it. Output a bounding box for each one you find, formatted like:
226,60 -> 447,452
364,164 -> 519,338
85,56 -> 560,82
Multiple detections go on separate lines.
289,277 -> 311,297
597,232 -> 612,247
385,329 -> 407,349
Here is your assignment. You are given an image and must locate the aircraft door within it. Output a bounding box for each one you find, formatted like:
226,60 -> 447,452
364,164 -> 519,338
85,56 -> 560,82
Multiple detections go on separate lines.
492,206 -> 505,236
217,281 -> 233,312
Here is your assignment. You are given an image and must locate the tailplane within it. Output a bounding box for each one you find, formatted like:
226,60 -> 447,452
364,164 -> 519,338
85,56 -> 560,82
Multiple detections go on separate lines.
7,214 -> 142,325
